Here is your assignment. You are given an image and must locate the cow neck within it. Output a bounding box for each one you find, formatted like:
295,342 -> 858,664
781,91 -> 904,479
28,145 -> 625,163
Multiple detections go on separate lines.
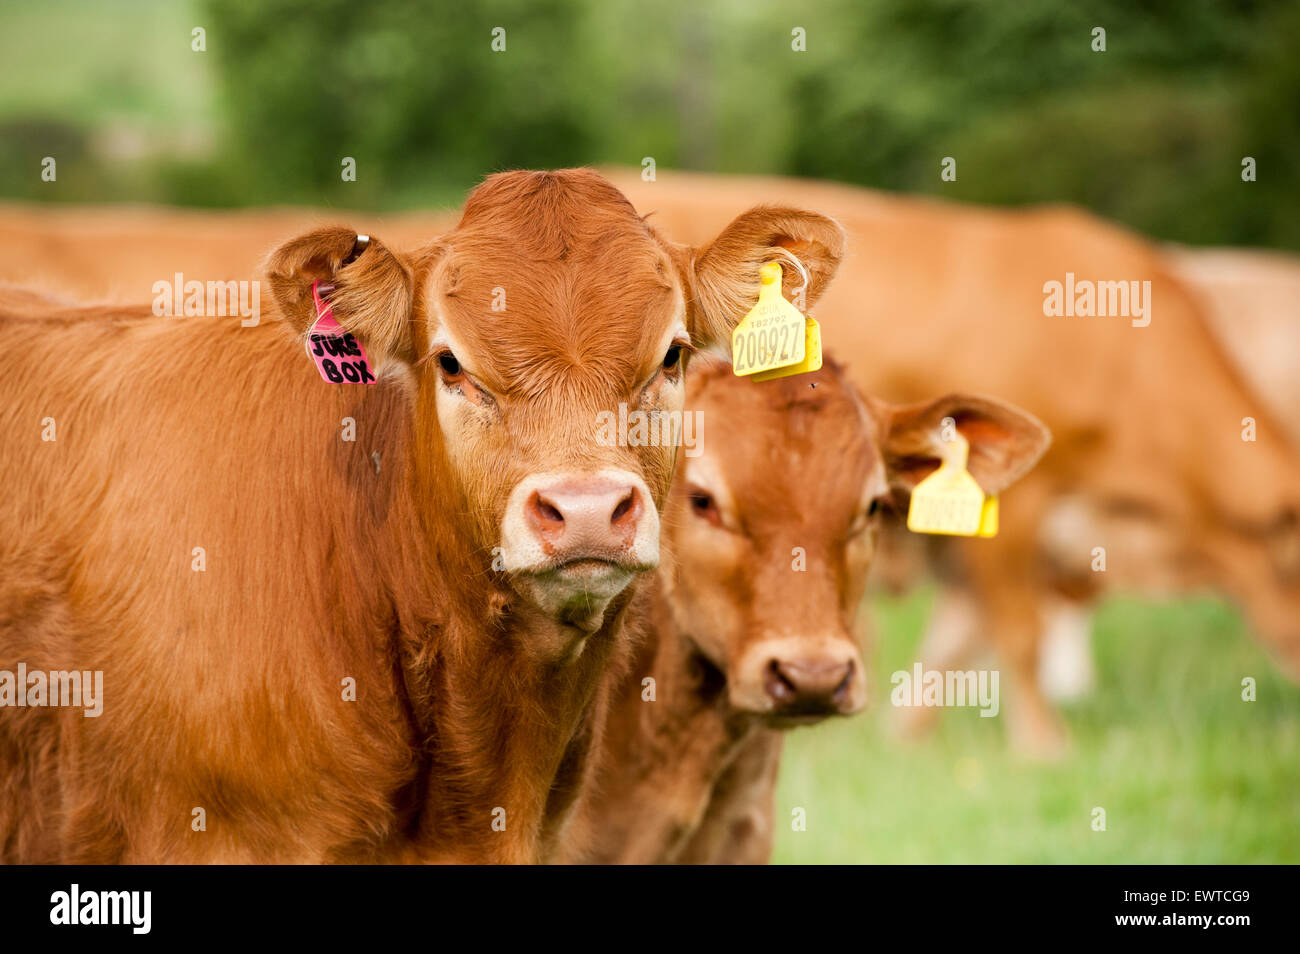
364,429 -> 640,862
572,567 -> 760,862
651,571 -> 760,763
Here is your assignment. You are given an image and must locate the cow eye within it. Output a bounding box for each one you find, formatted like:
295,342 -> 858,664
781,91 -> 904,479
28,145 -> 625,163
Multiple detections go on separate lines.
662,345 -> 683,370
688,489 -> 722,527
437,351 -> 462,378
848,498 -> 884,538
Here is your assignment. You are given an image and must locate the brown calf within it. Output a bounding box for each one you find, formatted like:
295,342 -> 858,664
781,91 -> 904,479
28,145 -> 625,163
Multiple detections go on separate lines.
0,169 -> 847,862
562,360 -> 1049,863
605,168 -> 1300,756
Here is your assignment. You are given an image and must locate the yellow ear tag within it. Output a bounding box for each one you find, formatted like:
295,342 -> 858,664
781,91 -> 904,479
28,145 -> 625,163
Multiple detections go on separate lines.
751,316 -> 823,382
906,431 -> 994,537
732,262 -> 806,376
976,495 -> 999,537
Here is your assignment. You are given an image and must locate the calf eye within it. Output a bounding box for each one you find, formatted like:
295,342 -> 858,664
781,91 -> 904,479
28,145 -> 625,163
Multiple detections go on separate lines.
688,489 -> 722,527
847,498 -> 885,539
437,351 -> 462,377
662,345 -> 683,370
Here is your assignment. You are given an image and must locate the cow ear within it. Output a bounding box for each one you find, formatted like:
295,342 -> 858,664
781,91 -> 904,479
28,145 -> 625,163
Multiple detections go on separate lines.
264,227 -> 416,365
876,393 -> 1051,499
688,206 -> 846,353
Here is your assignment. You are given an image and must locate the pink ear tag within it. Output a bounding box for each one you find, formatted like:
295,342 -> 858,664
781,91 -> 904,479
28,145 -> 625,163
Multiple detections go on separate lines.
306,280 -> 376,384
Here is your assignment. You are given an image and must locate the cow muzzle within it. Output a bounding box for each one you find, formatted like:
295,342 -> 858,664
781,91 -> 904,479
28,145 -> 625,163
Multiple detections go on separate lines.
500,469 -> 660,630
729,635 -> 865,724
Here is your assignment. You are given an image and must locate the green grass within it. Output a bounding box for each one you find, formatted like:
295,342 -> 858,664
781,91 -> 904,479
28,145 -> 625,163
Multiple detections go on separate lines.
772,590 -> 1300,863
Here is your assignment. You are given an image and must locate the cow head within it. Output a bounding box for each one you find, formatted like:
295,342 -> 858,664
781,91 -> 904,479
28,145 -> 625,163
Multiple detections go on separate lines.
664,360 -> 1050,724
264,169 -> 845,653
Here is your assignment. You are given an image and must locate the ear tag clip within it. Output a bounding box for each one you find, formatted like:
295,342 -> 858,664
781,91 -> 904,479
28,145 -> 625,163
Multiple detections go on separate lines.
906,430 -> 997,537
731,261 -> 807,377
305,280 -> 376,385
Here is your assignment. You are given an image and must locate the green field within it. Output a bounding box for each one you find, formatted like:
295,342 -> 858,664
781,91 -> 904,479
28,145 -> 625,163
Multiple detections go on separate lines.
773,590 -> 1300,864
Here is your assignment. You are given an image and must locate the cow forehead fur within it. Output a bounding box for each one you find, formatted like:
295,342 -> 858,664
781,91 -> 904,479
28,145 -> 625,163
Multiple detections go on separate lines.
687,357 -> 882,532
427,169 -> 683,401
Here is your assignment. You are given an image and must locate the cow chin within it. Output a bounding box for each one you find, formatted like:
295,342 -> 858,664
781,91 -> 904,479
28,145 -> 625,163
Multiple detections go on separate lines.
510,561 -> 644,634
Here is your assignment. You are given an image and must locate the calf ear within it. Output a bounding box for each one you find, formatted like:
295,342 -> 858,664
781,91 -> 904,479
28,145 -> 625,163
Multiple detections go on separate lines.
874,393 -> 1051,499
264,227 -> 416,365
689,206 -> 846,353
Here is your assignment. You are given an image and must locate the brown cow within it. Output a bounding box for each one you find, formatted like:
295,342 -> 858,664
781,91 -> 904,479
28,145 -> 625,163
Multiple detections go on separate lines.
0,200 -> 454,303
561,359 -> 1050,863
1167,245 -> 1300,450
603,169 -> 1300,756
0,168 -> 847,862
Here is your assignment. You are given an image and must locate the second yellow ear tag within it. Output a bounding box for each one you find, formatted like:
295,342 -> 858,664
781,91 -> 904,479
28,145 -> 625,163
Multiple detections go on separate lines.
732,262 -> 806,376
907,431 -> 997,537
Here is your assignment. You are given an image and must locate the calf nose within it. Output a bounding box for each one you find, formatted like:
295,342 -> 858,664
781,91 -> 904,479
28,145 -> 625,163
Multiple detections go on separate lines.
764,657 -> 857,715
525,477 -> 644,561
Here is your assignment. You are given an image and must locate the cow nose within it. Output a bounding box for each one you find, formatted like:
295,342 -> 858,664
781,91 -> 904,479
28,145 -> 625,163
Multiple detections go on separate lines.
764,658 -> 857,714
525,477 -> 644,561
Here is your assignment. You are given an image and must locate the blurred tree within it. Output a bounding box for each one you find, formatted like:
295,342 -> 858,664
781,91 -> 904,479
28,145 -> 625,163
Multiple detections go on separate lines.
204,0 -> 598,205
783,0 -> 1300,248
3,0 -> 1293,248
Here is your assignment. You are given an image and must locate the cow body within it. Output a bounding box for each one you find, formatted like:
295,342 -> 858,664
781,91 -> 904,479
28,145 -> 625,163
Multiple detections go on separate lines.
0,296 -> 620,862
0,201 -> 453,304
1167,245 -> 1300,450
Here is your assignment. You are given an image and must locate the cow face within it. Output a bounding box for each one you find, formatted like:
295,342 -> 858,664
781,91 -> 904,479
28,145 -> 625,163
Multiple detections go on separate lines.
665,361 -> 1051,724
264,170 -> 846,649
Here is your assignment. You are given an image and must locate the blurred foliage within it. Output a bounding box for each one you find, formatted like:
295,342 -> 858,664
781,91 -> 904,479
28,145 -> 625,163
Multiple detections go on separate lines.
203,0 -> 596,207
785,0 -> 1300,249
0,0 -> 1296,248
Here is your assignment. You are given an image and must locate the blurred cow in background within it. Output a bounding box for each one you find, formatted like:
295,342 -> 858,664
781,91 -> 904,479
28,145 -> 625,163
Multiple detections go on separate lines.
1167,246 -> 1300,451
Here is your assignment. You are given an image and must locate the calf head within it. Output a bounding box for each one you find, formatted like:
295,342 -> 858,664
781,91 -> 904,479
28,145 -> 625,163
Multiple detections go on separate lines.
264,169 -> 845,654
664,360 -> 1050,724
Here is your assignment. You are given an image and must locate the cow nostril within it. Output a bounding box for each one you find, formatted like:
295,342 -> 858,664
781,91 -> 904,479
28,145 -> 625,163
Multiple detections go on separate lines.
528,492 -> 566,530
610,489 -> 638,526
833,661 -> 855,701
764,659 -> 798,703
